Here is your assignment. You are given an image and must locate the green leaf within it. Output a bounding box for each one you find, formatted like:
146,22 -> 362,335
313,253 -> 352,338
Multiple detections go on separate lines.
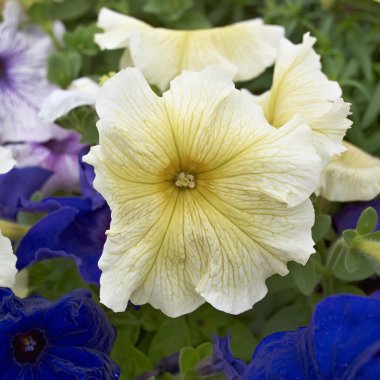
330,245 -> 374,281
179,347 -> 200,375
57,106 -> 98,145
47,51 -> 82,88
289,254 -> 322,296
312,214 -> 332,243
362,82 -> 380,129
50,0 -> 94,21
148,317 -> 191,363
64,24 -> 101,56
196,342 -> 213,359
261,304 -> 311,338
343,230 -> 357,246
344,249 -> 363,273
220,319 -> 256,361
111,329 -> 153,380
144,0 -> 193,22
356,207 -> 378,235
28,258 -> 90,300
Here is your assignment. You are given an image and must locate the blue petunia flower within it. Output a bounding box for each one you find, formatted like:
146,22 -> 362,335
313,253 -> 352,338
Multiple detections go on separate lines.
334,199 -> 380,234
0,287 -> 120,379
243,292 -> 380,380
213,336 -> 247,380
16,149 -> 110,284
0,167 -> 52,220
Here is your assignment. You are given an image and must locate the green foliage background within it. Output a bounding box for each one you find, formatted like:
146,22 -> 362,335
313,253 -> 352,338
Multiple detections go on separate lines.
14,0 -> 380,379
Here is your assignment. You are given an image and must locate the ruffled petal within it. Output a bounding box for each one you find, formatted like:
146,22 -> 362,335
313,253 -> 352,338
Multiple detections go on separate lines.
39,78 -> 99,122
95,7 -> 150,49
95,8 -> 284,90
256,33 -> 351,164
318,141 -> 380,201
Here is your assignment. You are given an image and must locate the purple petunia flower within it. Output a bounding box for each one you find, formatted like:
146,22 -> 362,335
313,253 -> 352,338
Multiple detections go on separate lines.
243,292 -> 380,380
11,131 -> 84,195
0,0 -> 62,143
0,287 -> 120,379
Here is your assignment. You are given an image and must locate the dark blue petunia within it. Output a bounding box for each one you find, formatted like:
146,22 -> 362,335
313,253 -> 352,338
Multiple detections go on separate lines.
243,292 -> 380,380
197,336 -> 246,380
333,199 -> 380,234
0,167 -> 52,220
0,287 -> 120,379
16,149 -> 110,284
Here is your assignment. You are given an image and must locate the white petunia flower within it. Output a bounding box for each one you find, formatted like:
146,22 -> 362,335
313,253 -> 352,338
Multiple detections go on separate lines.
84,67 -> 322,317
318,141 -> 380,202
94,7 -> 284,91
0,147 -> 17,289
0,146 -> 16,174
244,33 -> 352,166
39,77 -> 100,123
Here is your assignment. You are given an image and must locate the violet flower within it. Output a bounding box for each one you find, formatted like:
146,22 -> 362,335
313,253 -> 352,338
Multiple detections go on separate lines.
0,0 -> 62,143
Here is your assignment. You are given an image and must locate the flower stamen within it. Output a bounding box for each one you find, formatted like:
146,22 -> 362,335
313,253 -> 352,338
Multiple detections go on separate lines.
175,172 -> 195,189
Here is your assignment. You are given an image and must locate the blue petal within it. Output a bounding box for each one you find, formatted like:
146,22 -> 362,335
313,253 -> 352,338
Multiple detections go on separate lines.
79,147 -> 105,209
43,346 -> 120,380
16,201 -> 110,284
310,294 -> 380,378
243,331 -> 310,380
213,336 -> 246,380
0,167 -> 52,220
43,289 -> 116,353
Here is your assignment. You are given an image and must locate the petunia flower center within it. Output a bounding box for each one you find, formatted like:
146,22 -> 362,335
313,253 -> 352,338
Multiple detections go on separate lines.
0,56 -> 6,80
12,329 -> 46,364
175,172 -> 195,189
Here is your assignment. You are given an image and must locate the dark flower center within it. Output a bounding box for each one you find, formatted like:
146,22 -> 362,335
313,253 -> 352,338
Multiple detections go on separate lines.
12,329 -> 46,364
0,56 -> 6,79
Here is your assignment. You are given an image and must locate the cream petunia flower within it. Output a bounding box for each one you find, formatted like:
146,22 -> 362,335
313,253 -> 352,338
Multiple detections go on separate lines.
0,147 -> 17,289
318,141 -> 380,202
245,33 -> 352,166
95,7 -> 284,91
84,67 -> 322,317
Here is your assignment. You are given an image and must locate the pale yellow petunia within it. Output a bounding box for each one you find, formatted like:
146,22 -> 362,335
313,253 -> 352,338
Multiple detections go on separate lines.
318,141 -> 380,202
245,33 -> 352,166
0,147 -> 17,289
84,67 -> 322,317
95,7 -> 284,91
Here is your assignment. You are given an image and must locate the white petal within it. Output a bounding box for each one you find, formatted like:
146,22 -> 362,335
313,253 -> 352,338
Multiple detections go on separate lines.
319,141 -> 380,201
129,20 -> 284,90
95,8 -> 284,91
0,146 -> 16,174
95,7 -> 151,50
261,33 -> 351,163
192,190 -> 315,314
182,84 -> 321,207
39,91 -> 94,123
0,230 -> 17,289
